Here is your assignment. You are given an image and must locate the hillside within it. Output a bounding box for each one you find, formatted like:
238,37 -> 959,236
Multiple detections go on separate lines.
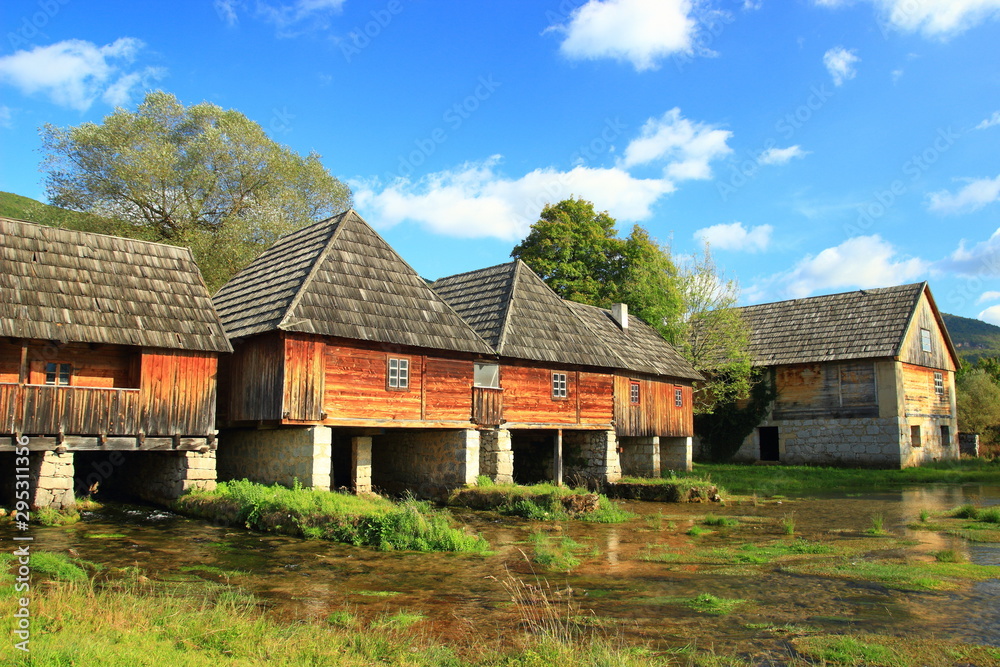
0,191 -> 125,234
942,312 -> 1000,362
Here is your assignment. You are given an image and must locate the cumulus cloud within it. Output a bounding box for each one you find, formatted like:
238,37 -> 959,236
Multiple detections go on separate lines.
934,227 -> 1000,276
352,156 -> 674,240
620,108 -> 732,180
0,38 -> 162,111
927,175 -> 1000,215
976,111 -> 1000,130
823,46 -> 859,86
694,222 -> 773,252
976,290 -> 1000,304
758,145 -> 809,166
979,306 -> 1000,325
549,0 -> 699,71
750,235 -> 927,300
815,0 -> 1000,37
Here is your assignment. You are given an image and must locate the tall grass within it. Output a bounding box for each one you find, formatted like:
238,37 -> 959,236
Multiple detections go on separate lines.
449,483 -> 634,523
175,480 -> 488,553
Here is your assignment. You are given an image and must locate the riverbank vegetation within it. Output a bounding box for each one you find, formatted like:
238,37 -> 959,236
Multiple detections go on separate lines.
450,480 -> 634,523
672,458 -> 1000,496
174,479 -> 488,553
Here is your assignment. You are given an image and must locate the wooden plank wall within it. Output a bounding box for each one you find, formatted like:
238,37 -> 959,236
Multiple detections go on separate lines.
16,386 -> 140,435
902,363 -> 953,417
772,361 -> 878,419
283,334 -> 325,421
900,292 -> 956,371
501,365 -> 613,426
19,342 -> 137,388
0,383 -> 17,432
226,332 -> 284,422
613,375 -> 693,437
424,357 -> 474,421
323,342 -> 423,421
0,340 -> 21,383
472,387 -> 503,426
140,350 -> 217,436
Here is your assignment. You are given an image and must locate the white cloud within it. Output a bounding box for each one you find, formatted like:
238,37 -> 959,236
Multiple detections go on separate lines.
927,175 -> 1000,215
215,0 -> 241,25
934,227 -> 1000,276
0,38 -> 162,111
823,46 -> 859,86
549,0 -> 698,71
0,106 -> 11,128
758,145 -> 809,166
750,235 -> 927,300
216,0 -> 346,33
620,108 -> 732,179
979,306 -> 1000,325
976,111 -> 1000,130
815,0 -> 1000,37
976,290 -> 1000,304
352,156 -> 674,240
694,222 -> 773,252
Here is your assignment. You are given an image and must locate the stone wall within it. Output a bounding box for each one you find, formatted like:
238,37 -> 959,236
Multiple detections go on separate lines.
217,426 -> 332,490
116,451 -> 217,504
731,417 -> 905,467
660,436 -> 693,473
30,451 -> 76,509
901,417 -> 959,467
563,430 -> 621,485
619,436 -> 659,478
480,428 -> 513,484
372,429 -> 479,499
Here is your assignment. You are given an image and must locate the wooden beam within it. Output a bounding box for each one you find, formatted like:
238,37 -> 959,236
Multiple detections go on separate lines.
18,342 -> 28,384
0,435 -> 214,452
554,428 -> 563,487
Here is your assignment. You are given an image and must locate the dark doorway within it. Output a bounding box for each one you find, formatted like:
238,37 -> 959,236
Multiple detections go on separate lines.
510,431 -> 555,484
331,431 -> 352,490
758,427 -> 779,462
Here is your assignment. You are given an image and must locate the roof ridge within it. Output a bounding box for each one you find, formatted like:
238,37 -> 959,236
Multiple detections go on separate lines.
0,216 -> 191,255
432,260 -> 516,285
278,211 -> 347,331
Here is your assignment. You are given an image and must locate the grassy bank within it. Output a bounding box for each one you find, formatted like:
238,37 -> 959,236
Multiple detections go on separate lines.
609,476 -> 723,502
175,479 -> 488,553
449,480 -> 634,522
673,458 -> 1000,496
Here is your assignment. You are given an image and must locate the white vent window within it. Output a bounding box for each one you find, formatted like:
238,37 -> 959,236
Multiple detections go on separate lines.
629,382 -> 640,405
388,357 -> 409,389
474,362 -> 500,389
920,328 -> 932,353
552,373 -> 568,398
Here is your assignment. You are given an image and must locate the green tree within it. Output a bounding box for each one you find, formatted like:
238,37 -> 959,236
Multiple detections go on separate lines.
957,369 -> 1000,450
40,91 -> 352,291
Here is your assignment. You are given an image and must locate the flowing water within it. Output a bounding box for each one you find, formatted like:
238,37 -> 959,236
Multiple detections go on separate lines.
5,485 -> 999,657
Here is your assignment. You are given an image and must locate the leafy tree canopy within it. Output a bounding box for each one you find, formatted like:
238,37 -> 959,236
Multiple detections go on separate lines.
41,90 -> 352,291
512,197 -> 753,414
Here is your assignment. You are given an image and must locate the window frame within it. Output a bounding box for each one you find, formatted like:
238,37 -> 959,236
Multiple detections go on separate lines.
940,424 -> 951,447
910,424 -> 922,448
920,328 -> 932,353
933,371 -> 944,400
387,357 -> 410,391
473,362 -> 501,389
551,372 -> 568,399
629,381 -> 641,405
45,362 -> 72,387
674,387 -> 683,408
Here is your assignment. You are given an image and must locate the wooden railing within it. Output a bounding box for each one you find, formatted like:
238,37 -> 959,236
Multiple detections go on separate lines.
1,383 -> 141,435
472,387 -> 504,427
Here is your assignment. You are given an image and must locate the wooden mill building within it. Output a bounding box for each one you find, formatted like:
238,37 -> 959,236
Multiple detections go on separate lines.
0,217 -> 231,508
726,283 -> 959,467
432,260 -> 702,483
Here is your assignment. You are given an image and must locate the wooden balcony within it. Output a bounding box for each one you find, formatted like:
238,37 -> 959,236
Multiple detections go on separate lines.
1,383 -> 141,436
472,386 -> 504,427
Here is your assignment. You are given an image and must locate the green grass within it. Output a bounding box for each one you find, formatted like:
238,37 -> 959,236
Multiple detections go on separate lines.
866,512 -> 886,535
793,633 -> 1000,667
682,593 -> 747,616
449,482 -> 634,523
786,558 -> 998,591
702,514 -> 739,528
611,476 -> 724,502
674,459 -> 1000,495
686,524 -> 710,537
779,513 -> 796,535
175,479 -> 488,553
529,531 -> 586,572
710,539 -> 833,565
372,610 -> 425,630
796,635 -> 898,666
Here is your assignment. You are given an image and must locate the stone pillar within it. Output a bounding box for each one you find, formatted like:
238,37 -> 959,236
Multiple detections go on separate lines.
117,451 -> 217,504
660,436 -> 693,472
29,451 -> 75,509
456,429 -> 481,488
217,426 -> 331,490
351,436 -> 372,494
563,430 -> 621,485
619,436 -> 660,478
479,428 -> 513,484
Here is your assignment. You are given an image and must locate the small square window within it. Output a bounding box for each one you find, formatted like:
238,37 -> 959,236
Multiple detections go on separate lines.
629,382 -> 640,405
45,362 -> 71,386
920,328 -> 932,353
674,387 -> 683,408
552,373 -> 567,398
911,424 -> 922,448
388,357 -> 409,390
934,372 -> 944,398
474,362 -> 500,388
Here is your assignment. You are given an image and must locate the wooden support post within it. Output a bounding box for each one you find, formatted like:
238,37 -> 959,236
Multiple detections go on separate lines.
554,429 -> 563,487
18,342 -> 28,384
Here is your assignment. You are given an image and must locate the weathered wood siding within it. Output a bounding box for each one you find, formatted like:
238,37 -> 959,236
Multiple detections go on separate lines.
0,341 -> 21,383
323,342 -> 423,421
225,332 -> 284,423
772,361 -> 879,420
13,385 -> 140,435
140,349 -> 218,436
501,365 -> 613,426
899,292 -> 956,371
16,342 -> 138,389
901,363 -> 953,417
472,387 -> 504,426
283,334 -> 325,421
1,383 -> 18,432
613,375 -> 693,437
424,357 -> 474,421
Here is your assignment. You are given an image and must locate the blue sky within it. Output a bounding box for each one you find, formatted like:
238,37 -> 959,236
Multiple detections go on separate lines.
1,0 -> 999,321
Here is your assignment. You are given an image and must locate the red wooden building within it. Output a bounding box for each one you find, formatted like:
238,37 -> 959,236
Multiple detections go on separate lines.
0,217 -> 231,508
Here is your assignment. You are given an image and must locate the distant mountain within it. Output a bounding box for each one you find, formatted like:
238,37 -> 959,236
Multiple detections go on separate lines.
942,313 -> 1000,362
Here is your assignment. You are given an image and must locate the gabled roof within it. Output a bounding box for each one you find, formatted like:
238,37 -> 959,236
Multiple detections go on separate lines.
735,282 -> 955,365
212,210 -> 493,355
0,217 -> 231,353
432,260 -> 700,379
566,301 -> 702,381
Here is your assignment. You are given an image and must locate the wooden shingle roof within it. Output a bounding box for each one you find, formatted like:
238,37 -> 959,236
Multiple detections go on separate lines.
433,261 -> 699,380
735,283 -> 930,365
566,301 -> 702,381
213,210 -> 493,355
0,217 -> 231,353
